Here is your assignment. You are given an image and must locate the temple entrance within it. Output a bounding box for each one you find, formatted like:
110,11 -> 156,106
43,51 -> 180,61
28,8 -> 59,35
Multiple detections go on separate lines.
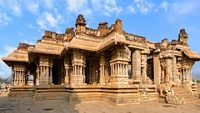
52,58 -> 64,85
85,54 -> 100,84
29,63 -> 37,85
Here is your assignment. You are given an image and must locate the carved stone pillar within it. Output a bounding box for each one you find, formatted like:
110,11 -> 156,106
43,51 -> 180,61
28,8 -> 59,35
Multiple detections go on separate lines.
19,70 -> 22,86
172,56 -> 178,83
141,54 -> 147,84
186,69 -> 189,81
64,57 -> 70,85
49,60 -> 53,85
105,61 -> 110,85
13,68 -> 17,86
60,65 -> 65,85
11,68 -> 14,86
12,64 -> 27,87
182,68 -> 186,82
153,54 -> 161,85
110,46 -> 130,86
36,65 -> 40,85
39,56 -> 50,85
131,49 -> 141,80
166,58 -> 173,82
189,68 -> 192,81
185,69 -> 187,81
13,69 -> 17,86
21,70 -> 26,86
100,55 -> 106,85
71,50 -> 86,86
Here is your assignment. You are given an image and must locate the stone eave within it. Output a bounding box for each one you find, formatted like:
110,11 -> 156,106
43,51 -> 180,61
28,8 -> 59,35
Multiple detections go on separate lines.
1,57 -> 29,67
146,41 -> 156,49
98,32 -> 128,52
28,39 -> 65,55
67,35 -> 99,51
183,50 -> 200,60
127,43 -> 147,50
97,41 -> 116,53
67,45 -> 97,52
175,44 -> 189,51
1,58 -> 28,62
28,50 -> 64,55
1,49 -> 29,66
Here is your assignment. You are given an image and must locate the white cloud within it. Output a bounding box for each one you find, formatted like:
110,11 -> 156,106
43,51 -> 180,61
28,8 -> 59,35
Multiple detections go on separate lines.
6,0 -> 22,17
45,12 -> 59,27
66,0 -> 93,17
0,12 -> 11,27
0,0 -> 22,17
127,5 -> 136,14
160,1 -> 168,12
43,0 -> 55,9
171,1 -> 198,16
134,0 -> 154,14
67,0 -> 88,12
91,0 -> 122,16
11,1 -> 22,16
36,11 -> 62,29
28,24 -> 36,29
167,0 -> 200,21
26,1 -> 39,15
66,0 -> 122,17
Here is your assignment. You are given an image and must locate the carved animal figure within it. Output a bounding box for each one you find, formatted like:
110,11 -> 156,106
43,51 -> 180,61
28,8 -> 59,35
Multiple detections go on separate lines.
158,81 -> 177,96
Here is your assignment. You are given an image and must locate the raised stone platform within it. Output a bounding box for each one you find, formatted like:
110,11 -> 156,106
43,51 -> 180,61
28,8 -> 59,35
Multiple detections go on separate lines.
8,85 -> 158,105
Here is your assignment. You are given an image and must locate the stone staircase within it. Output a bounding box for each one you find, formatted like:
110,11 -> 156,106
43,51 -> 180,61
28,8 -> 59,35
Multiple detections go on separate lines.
173,85 -> 198,103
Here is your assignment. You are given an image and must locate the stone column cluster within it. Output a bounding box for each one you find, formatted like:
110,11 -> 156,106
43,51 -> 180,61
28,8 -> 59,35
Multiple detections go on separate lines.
109,46 -> 130,86
110,61 -> 129,85
71,50 -> 86,86
71,62 -> 85,85
12,65 -> 27,86
38,56 -> 51,85
110,62 -> 129,77
131,49 -> 150,84
39,64 -> 50,85
182,68 -> 192,82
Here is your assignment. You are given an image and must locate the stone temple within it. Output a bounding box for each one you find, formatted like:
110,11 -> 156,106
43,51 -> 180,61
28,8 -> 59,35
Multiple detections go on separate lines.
2,14 -> 200,104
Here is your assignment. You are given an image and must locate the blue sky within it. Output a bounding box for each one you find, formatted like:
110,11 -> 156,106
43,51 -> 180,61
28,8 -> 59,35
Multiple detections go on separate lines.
0,0 -> 200,79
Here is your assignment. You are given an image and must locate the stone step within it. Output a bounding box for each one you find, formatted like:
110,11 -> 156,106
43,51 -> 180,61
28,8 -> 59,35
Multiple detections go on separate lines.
172,86 -> 199,103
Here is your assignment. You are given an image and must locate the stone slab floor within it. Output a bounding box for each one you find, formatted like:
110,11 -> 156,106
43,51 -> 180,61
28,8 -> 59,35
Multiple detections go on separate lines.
0,97 -> 200,113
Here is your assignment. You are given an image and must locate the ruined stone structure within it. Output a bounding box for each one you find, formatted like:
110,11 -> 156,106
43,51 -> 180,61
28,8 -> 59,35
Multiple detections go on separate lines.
2,14 -> 200,104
